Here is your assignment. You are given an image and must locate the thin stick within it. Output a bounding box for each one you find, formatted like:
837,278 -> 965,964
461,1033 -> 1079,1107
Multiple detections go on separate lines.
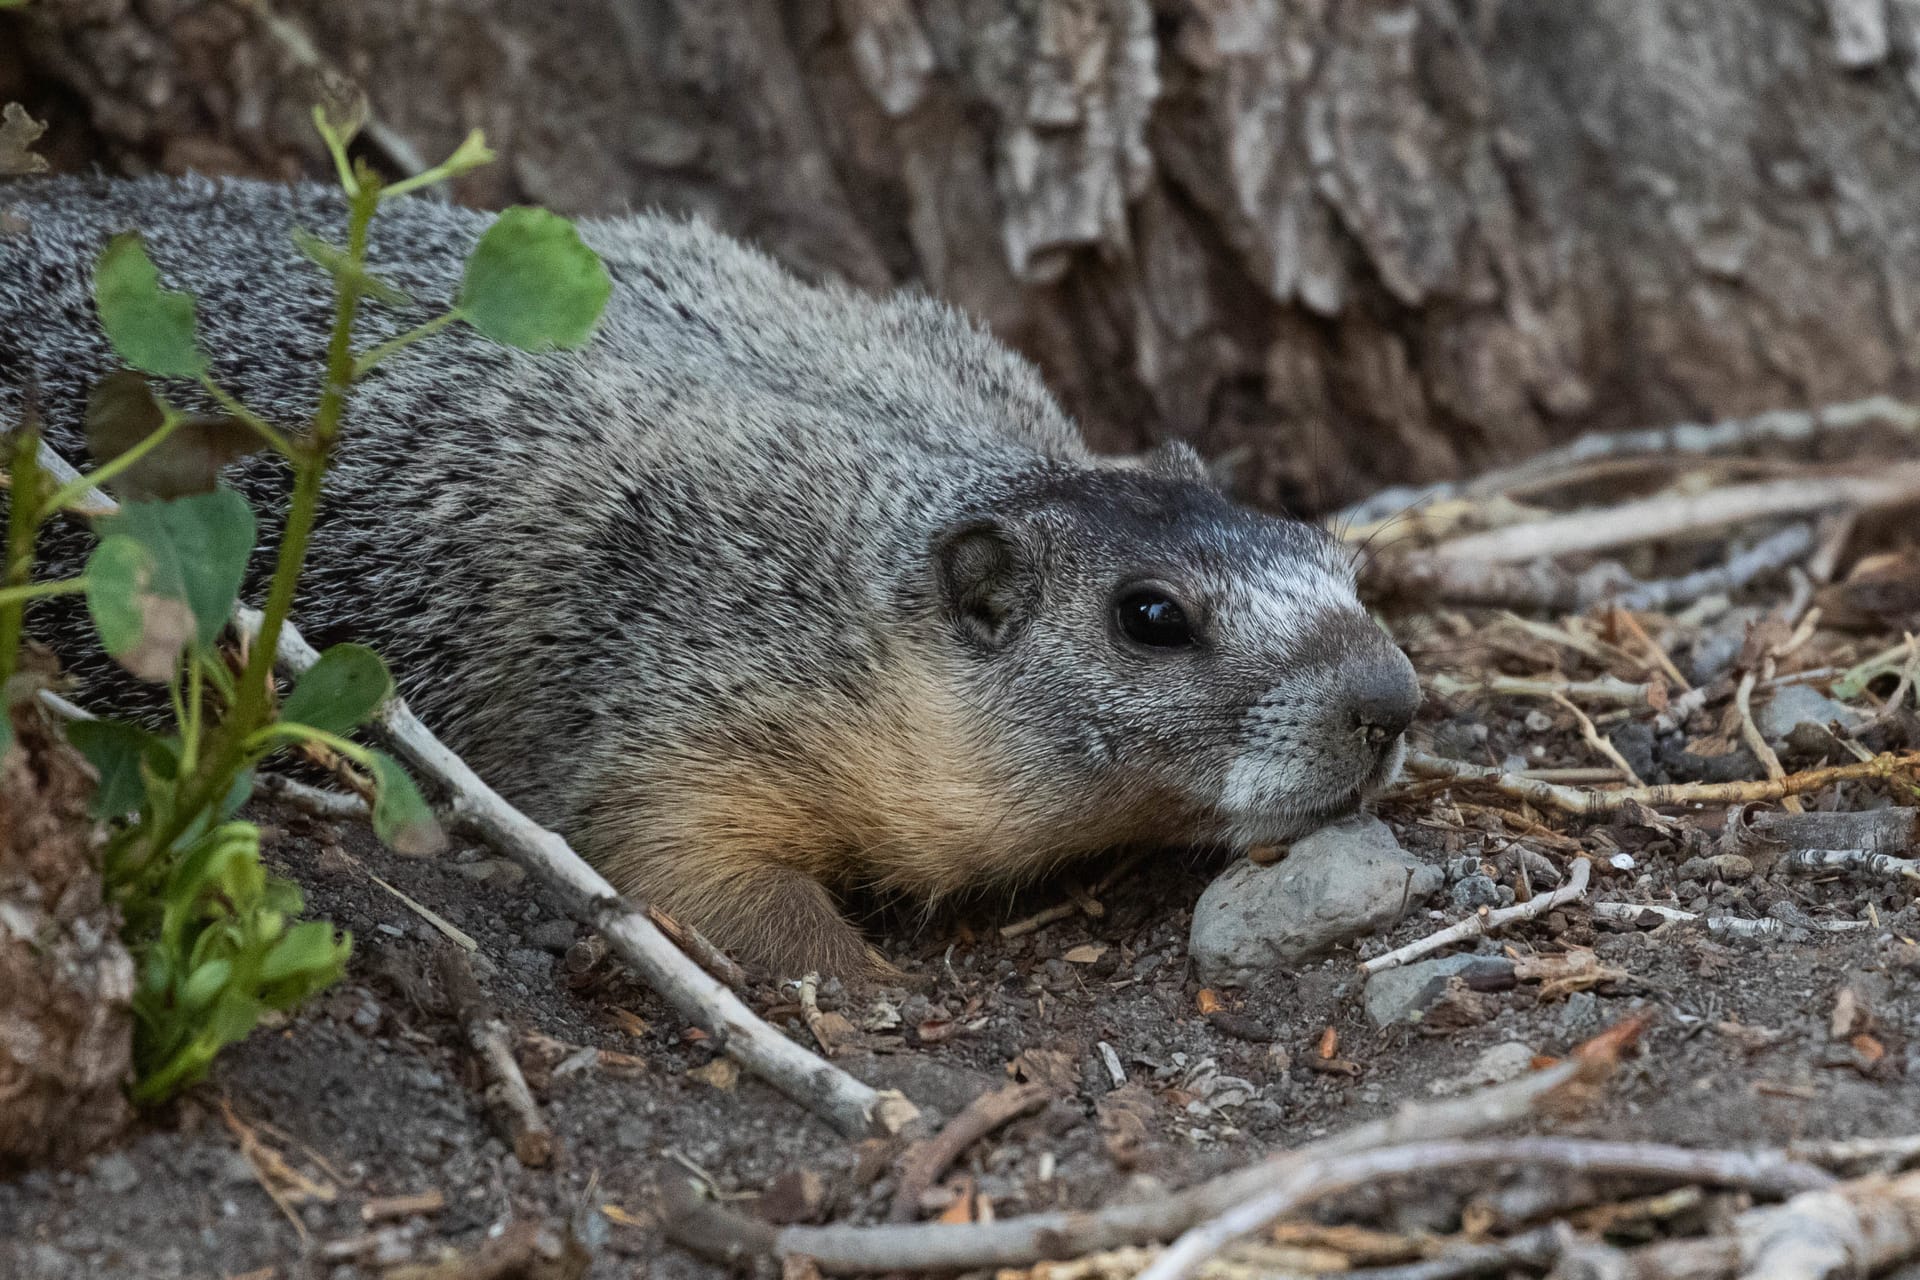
666,1057 -> 1600,1269
888,1083 -> 1051,1222
1400,749 -> 1919,817
437,948 -> 554,1167
1134,1137 -> 1832,1280
255,613 -> 914,1139
1592,902 -> 1871,937
255,772 -> 370,820
1359,859 -> 1591,976
1429,462 -> 1920,564
1336,396 -> 1920,527
1552,693 -> 1644,785
645,905 -> 747,993
1736,670 -> 1802,814
1426,673 -> 1659,708
1610,523 -> 1815,615
1778,848 -> 1920,882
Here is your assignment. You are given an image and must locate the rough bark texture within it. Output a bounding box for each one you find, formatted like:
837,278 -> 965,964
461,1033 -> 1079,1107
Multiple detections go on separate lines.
0,699 -> 133,1168
7,0 -> 1920,511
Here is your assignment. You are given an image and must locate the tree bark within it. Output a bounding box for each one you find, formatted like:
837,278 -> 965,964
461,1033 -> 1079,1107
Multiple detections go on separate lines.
7,0 -> 1920,511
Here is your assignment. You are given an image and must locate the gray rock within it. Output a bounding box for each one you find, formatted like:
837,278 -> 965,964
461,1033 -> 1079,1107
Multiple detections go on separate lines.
1364,954 -> 1516,1026
1559,990 -> 1599,1033
525,919 -> 577,953
1190,816 -> 1443,987
1450,875 -> 1502,909
1688,606 -> 1763,685
91,1151 -> 139,1195
1758,685 -> 1861,743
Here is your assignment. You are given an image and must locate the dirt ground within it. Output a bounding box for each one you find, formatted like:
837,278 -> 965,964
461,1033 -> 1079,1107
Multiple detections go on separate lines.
4,655 -> 1917,1280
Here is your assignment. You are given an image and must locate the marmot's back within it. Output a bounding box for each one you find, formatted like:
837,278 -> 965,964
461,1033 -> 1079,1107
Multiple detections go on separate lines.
1,176 -> 1419,979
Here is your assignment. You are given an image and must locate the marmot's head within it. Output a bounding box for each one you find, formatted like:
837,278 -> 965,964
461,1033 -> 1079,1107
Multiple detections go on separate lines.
929,443 -> 1418,850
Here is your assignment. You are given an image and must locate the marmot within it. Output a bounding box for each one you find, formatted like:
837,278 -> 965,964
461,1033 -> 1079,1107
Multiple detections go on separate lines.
1,175 -> 1419,977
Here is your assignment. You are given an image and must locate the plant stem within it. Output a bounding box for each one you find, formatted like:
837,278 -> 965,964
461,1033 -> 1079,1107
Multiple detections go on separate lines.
0,427 -> 43,704
352,311 -> 457,379
234,178 -> 377,734
148,177 -> 381,857
244,721 -> 373,766
197,378 -> 301,460
0,577 -> 87,607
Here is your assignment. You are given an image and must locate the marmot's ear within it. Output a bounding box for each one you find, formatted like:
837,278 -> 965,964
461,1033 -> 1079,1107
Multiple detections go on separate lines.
1140,439 -> 1216,489
934,517 -> 1040,650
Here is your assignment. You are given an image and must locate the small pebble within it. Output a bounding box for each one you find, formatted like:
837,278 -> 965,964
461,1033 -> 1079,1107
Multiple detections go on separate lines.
91,1152 -> 139,1196
1524,710 -> 1555,733
1451,875 -> 1502,909
525,919 -> 577,954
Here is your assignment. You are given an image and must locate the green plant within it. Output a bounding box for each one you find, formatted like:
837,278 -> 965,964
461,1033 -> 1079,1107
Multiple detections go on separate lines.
0,105 -> 610,1101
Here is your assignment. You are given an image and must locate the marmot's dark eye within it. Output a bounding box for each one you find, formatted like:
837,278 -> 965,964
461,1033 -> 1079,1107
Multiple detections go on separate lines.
1115,589 -> 1194,648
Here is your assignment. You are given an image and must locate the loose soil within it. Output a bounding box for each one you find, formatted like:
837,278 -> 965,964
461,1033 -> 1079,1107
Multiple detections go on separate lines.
4,718 -> 1916,1278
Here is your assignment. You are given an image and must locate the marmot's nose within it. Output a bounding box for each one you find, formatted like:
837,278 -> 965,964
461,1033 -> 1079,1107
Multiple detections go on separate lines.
1347,648 -> 1420,744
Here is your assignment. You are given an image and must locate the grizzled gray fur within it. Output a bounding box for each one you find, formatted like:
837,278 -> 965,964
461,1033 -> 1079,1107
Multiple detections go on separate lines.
0,175 -> 1418,978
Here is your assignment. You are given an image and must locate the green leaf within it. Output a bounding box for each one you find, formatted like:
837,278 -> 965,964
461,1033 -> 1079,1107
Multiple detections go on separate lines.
456,207 -> 610,352
84,370 -> 260,500
66,718 -> 163,818
291,228 -> 413,308
280,643 -> 393,736
179,957 -> 233,1012
260,919 -> 348,987
368,750 -> 445,856
93,232 -> 209,379
84,534 -> 187,681
96,489 -> 257,653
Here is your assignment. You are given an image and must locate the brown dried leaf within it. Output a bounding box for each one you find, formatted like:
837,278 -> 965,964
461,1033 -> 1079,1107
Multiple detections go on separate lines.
1513,948 -> 1629,1000
0,103 -> 48,177
118,593 -> 198,683
1006,1047 -> 1077,1091
1817,550 -> 1920,632
687,1058 -> 738,1091
758,1169 -> 828,1225
1830,985 -> 1870,1041
1063,942 -> 1108,964
85,370 -> 261,500
1096,1082 -> 1156,1168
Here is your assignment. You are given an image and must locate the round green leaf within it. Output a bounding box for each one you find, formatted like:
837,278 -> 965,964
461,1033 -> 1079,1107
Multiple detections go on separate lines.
457,207 -> 611,352
368,750 -> 446,856
179,958 -> 233,1012
93,232 -> 209,379
96,489 -> 258,652
279,643 -> 394,736
86,534 -> 201,683
259,919 -> 348,987
65,718 -> 167,818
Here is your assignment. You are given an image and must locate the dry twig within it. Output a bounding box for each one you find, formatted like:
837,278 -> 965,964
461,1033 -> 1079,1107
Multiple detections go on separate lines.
1133,1137 -> 1831,1280
1551,693 -> 1644,785
437,947 -> 554,1167
1337,397 -> 1920,528
1429,462 -> 1920,564
1359,859 -> 1591,976
1401,750 -> 1919,817
1426,673 -> 1660,708
1736,670 -> 1802,814
889,1083 -> 1051,1222
1777,848 -> 1920,882
665,1056 -> 1599,1269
